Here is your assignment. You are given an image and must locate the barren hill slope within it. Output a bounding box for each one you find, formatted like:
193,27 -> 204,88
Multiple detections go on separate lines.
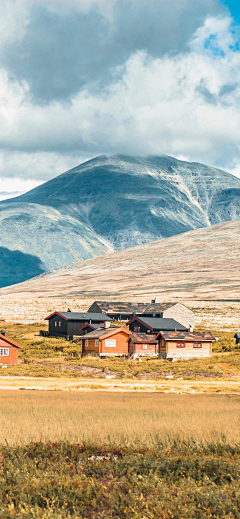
1,219 -> 240,301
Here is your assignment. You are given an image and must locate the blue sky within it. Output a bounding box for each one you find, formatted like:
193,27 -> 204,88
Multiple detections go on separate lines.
1,0 -> 240,199
223,0 -> 240,21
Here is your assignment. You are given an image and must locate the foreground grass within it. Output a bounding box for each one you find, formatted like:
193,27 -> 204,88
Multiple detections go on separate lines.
0,392 -> 239,518
0,392 -> 239,447
1,442 -> 240,518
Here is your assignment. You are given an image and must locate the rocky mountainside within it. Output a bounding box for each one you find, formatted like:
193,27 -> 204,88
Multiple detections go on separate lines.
1,219 -> 240,301
1,154 -> 240,287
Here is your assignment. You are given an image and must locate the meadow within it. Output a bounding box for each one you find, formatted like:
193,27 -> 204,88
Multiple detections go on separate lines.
0,391 -> 239,518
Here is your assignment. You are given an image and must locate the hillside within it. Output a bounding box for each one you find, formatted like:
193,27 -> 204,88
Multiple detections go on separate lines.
1,218 -> 239,301
1,154 -> 240,287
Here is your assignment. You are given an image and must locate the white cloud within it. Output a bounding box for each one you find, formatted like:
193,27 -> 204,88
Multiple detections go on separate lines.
0,12 -> 240,184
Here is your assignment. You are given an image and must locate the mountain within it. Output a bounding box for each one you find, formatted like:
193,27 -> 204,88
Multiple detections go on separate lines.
1,154 -> 240,287
1,219 -> 240,301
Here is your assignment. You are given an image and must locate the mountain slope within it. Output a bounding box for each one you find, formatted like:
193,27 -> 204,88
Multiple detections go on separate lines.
1,154 -> 240,287
1,219 -> 240,300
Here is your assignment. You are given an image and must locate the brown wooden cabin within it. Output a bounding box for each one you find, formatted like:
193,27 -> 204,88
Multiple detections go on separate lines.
129,333 -> 158,358
127,316 -> 187,335
0,334 -> 22,365
44,311 -> 112,340
82,326 -> 131,356
156,331 -> 215,360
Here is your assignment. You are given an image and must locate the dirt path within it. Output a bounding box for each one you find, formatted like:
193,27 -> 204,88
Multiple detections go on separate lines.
0,376 -> 239,393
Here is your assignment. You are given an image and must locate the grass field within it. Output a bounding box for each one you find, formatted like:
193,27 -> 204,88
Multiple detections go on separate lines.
0,391 -> 239,518
0,391 -> 239,447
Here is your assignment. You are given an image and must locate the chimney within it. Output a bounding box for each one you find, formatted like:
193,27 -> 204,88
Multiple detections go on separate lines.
104,321 -> 111,329
67,308 -> 71,312
151,297 -> 160,304
188,325 -> 193,332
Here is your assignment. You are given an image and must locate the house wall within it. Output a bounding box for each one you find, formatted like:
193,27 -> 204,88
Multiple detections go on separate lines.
101,332 -> 129,356
0,339 -> 18,365
129,339 -> 157,356
163,304 -> 195,329
48,315 -> 68,336
82,338 -> 99,354
166,340 -> 212,359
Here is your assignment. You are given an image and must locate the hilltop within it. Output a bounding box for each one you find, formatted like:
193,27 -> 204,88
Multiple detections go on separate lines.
1,154 -> 240,287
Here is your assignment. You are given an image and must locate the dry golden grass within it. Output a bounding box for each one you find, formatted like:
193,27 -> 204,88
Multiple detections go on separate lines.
0,391 -> 239,447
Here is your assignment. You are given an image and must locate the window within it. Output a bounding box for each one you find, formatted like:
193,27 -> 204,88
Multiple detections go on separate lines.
55,322 -> 57,327
85,340 -> 88,347
134,326 -> 140,332
142,344 -> 148,349
105,339 -> 116,347
95,339 -> 99,347
177,342 -> 185,348
194,342 -> 202,348
0,348 -> 9,356
59,321 -> 61,327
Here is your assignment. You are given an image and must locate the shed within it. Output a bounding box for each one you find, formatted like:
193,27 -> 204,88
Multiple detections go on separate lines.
82,326 -> 131,356
45,311 -> 112,340
234,333 -> 240,345
128,333 -> 158,357
157,331 -> 215,360
0,334 -> 22,365
127,316 -> 187,334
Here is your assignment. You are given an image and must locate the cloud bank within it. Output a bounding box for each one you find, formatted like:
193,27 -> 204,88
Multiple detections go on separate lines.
1,0 -> 240,199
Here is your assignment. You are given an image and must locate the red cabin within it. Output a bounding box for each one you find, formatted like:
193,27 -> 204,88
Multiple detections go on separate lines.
0,334 -> 22,365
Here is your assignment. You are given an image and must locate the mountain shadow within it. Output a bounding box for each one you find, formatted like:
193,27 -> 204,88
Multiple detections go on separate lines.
0,247 -> 46,288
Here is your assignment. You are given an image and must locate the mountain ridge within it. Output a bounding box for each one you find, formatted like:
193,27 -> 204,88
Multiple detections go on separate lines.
1,154 -> 240,287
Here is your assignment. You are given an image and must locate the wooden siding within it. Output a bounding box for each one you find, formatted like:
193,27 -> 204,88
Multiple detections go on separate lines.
0,338 -> 18,365
129,339 -> 157,355
101,331 -> 129,355
164,340 -> 212,359
82,338 -> 99,354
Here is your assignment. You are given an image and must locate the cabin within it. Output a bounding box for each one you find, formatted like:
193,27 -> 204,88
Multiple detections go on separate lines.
88,301 -> 147,321
45,311 -> 112,340
82,326 -> 131,356
128,333 -> 158,358
0,333 -> 22,365
127,316 -> 187,334
88,300 -> 194,328
157,331 -> 215,360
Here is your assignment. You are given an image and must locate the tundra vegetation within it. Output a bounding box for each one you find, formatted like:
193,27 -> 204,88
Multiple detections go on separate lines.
0,391 -> 240,518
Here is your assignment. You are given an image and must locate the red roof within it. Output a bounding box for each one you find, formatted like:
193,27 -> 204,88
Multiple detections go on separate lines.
0,334 -> 22,349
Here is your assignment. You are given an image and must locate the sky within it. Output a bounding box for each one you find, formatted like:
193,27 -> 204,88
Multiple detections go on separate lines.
1,0 -> 240,199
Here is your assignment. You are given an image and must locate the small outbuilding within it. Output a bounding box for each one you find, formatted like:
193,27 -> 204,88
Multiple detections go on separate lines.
128,333 -> 158,358
127,316 -> 187,334
0,333 -> 22,365
234,333 -> 240,345
82,326 -> 131,356
157,331 -> 215,360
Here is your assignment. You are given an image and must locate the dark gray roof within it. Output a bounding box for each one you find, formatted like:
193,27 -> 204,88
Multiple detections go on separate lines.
159,331 -> 215,341
128,316 -> 187,331
89,301 -> 147,314
46,312 -> 112,321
